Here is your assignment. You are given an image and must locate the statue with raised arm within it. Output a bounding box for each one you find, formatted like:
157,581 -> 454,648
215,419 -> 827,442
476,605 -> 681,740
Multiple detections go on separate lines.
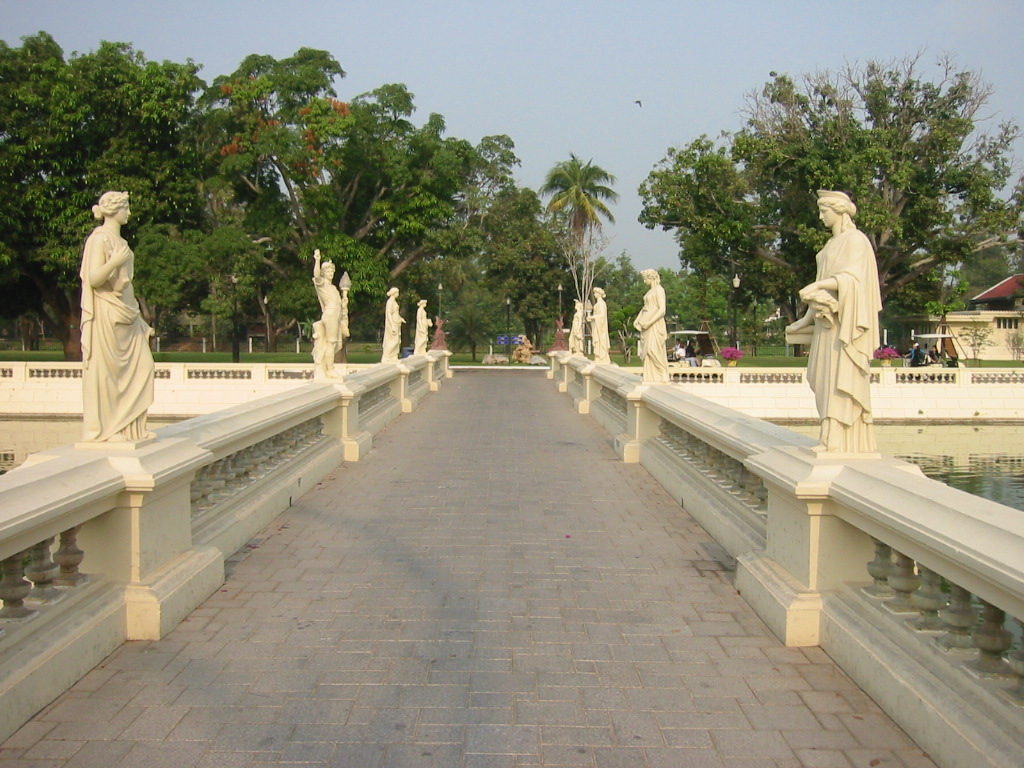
785,190 -> 881,453
414,299 -> 432,356
588,287 -> 611,364
634,269 -> 669,383
80,191 -> 155,442
311,249 -> 349,377
569,299 -> 585,355
381,286 -> 405,362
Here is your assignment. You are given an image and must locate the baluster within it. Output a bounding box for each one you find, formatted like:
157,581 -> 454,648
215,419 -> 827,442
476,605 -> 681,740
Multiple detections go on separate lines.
25,537 -> 62,603
883,551 -> 919,614
53,527 -> 87,587
909,566 -> 946,631
0,550 -> 36,619
936,583 -> 976,652
863,539 -> 893,598
969,601 -> 1013,677
1005,618 -> 1024,703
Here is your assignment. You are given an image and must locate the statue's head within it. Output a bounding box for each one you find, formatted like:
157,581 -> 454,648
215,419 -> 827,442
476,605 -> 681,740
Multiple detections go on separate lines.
640,269 -> 660,285
322,260 -> 336,279
593,287 -> 605,299
417,299 -> 427,307
816,190 -> 856,228
92,191 -> 130,221
387,287 -> 399,298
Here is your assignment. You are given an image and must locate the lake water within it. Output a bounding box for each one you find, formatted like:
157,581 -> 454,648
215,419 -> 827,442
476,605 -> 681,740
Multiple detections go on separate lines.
786,423 -> 1024,512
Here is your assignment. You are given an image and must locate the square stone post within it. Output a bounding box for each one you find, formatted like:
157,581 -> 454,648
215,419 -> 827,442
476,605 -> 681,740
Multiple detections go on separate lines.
75,438 -> 222,640
735,446 -> 875,646
614,385 -> 660,464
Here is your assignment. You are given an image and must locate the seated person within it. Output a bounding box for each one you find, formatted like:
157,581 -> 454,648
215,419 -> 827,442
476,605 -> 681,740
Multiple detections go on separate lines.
907,343 -> 927,367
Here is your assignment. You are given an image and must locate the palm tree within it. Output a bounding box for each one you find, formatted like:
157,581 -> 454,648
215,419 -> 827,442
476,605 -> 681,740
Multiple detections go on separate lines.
540,155 -> 618,311
539,154 -> 618,248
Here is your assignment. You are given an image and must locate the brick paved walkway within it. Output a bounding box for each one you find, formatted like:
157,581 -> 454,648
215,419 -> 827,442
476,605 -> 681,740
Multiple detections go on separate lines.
0,371 -> 935,768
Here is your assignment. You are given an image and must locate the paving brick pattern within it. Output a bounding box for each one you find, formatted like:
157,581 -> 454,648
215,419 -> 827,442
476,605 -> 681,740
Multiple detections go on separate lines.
0,371 -> 936,768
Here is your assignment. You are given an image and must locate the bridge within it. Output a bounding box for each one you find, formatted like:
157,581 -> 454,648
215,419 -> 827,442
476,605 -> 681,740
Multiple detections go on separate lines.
0,354 -> 1021,767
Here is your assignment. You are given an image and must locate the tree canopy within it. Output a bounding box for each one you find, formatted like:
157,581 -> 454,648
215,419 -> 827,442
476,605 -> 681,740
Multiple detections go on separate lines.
639,56 -> 1024,319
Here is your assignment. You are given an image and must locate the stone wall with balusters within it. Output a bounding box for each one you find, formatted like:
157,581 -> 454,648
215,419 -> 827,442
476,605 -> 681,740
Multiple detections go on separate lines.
0,351 -> 451,745
551,351 -> 1024,768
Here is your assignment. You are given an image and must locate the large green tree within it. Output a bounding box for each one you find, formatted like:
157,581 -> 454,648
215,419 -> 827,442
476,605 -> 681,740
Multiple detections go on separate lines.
0,33 -> 204,358
639,57 -> 1023,319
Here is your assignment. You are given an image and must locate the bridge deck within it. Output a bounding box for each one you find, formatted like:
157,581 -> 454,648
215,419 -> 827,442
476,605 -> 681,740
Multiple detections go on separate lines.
0,372 -> 933,768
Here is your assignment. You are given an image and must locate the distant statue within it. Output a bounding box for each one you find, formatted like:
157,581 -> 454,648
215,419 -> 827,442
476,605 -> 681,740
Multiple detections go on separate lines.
431,316 -> 448,351
414,299 -> 432,355
512,336 -> 536,363
311,249 -> 349,377
569,299 -> 585,355
549,315 -> 568,352
634,269 -> 669,384
381,286 -> 404,362
785,190 -> 881,453
588,287 -> 611,364
80,191 -> 155,442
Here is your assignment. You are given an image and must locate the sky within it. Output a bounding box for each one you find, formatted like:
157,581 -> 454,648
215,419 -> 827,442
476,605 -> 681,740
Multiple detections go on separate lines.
5,0 -> 1024,271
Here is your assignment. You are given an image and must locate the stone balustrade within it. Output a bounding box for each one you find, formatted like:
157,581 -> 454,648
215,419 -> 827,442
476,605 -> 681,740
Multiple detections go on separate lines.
0,351 -> 450,743
551,351 -> 1024,768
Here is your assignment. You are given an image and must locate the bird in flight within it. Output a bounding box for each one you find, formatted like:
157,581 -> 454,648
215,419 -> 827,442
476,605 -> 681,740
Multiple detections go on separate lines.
634,100 -> 643,107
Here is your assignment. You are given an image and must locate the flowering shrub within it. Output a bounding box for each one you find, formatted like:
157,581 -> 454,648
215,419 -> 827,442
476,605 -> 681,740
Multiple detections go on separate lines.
721,347 -> 745,361
873,346 -> 901,360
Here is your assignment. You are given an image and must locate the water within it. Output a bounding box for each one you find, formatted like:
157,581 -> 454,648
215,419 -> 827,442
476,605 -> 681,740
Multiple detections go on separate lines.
788,423 -> 1024,512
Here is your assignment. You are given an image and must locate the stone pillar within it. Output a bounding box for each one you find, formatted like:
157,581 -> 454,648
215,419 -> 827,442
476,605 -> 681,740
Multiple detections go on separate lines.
736,447 -> 877,646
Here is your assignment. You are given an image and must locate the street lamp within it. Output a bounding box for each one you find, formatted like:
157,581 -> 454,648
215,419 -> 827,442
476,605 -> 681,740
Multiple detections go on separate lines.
557,283 -> 563,321
229,274 -> 240,363
731,273 -> 741,349
437,282 -> 443,318
505,297 -> 511,359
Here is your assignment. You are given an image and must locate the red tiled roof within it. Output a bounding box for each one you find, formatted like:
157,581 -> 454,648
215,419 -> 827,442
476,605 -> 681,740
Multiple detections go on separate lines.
970,274 -> 1024,302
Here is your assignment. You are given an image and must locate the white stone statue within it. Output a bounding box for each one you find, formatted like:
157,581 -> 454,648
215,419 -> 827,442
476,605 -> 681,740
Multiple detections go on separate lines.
381,286 -> 405,363
588,287 -> 611,364
80,191 -> 155,442
569,299 -> 585,355
311,249 -> 349,378
634,269 -> 669,384
414,299 -> 432,356
785,190 -> 882,453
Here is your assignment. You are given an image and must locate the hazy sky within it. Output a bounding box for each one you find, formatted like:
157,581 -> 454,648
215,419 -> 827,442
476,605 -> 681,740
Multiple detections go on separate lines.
5,0 -> 1023,270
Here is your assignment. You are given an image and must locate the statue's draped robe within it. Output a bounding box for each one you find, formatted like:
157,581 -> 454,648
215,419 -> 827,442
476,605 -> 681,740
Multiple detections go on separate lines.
80,227 -> 154,441
806,228 -> 882,452
382,296 -> 403,362
590,298 -> 610,364
637,285 -> 669,384
569,307 -> 584,355
414,307 -> 431,356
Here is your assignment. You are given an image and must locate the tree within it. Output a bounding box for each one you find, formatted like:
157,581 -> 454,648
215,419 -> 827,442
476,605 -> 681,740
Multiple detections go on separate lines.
540,155 -> 618,307
640,57 -> 1024,319
479,188 -> 564,345
0,33 -> 204,358
960,321 -> 993,364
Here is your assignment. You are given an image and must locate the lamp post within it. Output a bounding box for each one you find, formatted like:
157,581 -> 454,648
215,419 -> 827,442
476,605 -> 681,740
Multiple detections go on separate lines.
557,283 -> 563,320
437,282 -> 443,318
730,273 -> 741,349
229,274 -> 240,363
505,297 -> 511,359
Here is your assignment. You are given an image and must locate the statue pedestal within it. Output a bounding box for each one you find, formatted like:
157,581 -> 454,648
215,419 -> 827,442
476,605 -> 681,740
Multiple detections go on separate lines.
735,446 -> 882,646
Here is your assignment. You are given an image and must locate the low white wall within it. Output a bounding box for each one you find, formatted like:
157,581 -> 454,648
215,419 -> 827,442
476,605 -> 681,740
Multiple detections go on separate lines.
665,365 -> 1024,420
